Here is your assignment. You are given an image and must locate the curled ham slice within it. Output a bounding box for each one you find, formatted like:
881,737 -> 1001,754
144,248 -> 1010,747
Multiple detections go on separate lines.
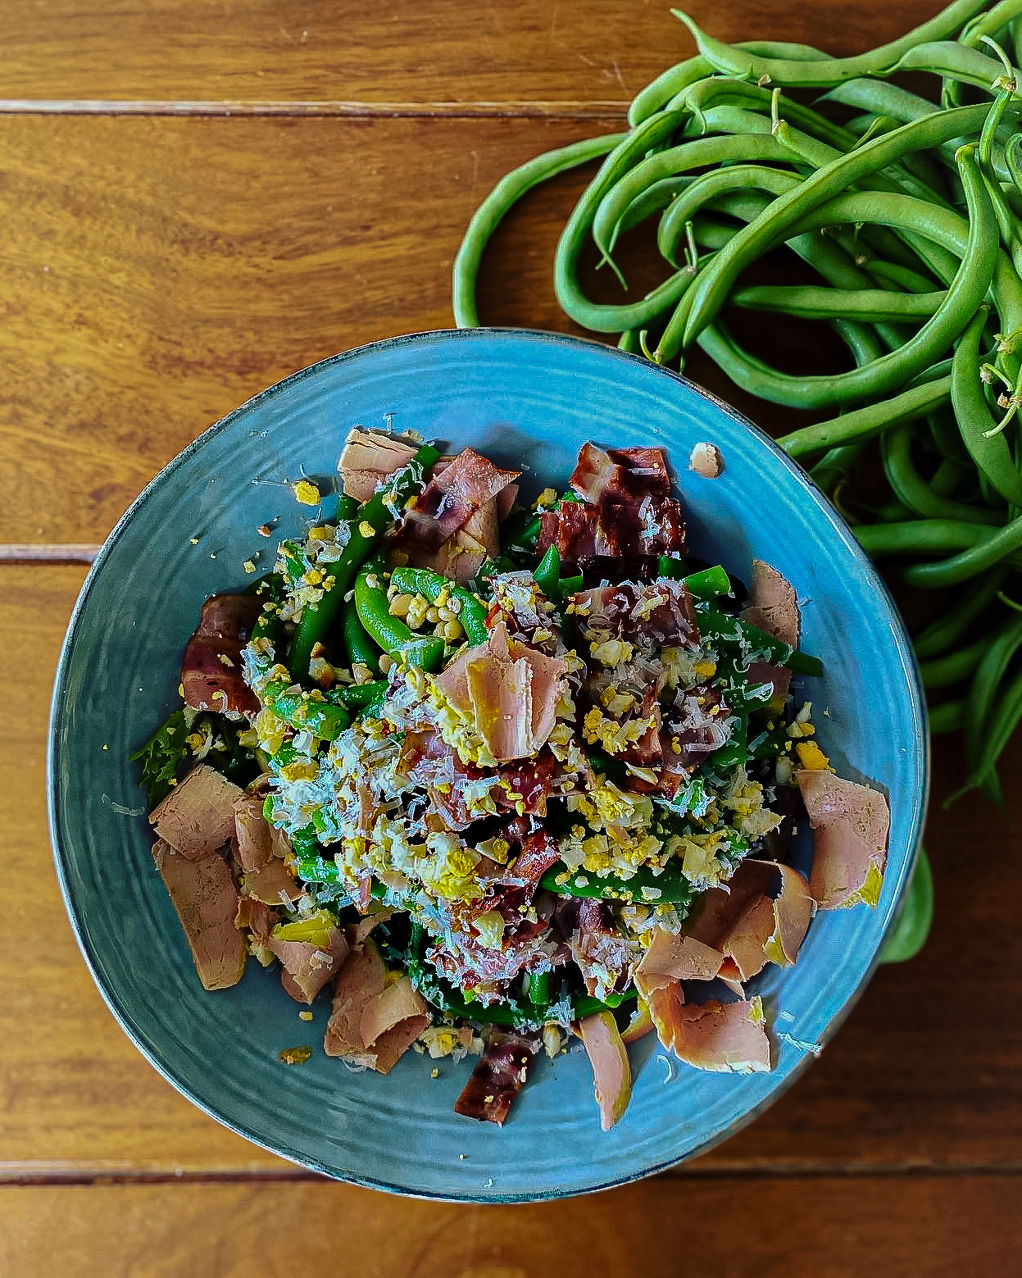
232,795 -> 273,870
150,764 -> 243,860
152,839 -> 246,991
243,857 -> 303,906
569,443 -> 671,503
797,770 -> 890,909
541,496 -> 685,567
235,896 -> 278,942
743,560 -> 800,648
324,940 -> 431,1074
412,528 -> 490,585
181,592 -> 262,716
453,1031 -> 538,1125
572,580 -> 698,648
435,620 -> 567,762
577,1009 -> 632,1131
338,428 -> 421,502
271,928 -> 349,1004
404,447 -> 520,551
666,997 -> 771,1073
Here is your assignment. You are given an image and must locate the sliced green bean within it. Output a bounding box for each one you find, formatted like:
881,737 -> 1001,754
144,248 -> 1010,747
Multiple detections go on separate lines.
354,553 -> 445,671
288,443 -> 439,678
388,565 -> 489,646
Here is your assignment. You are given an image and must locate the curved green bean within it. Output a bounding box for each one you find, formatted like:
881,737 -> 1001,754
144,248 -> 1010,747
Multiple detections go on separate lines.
389,565 -> 490,646
673,2 -> 993,88
881,421 -> 1002,524
731,283 -> 943,322
354,553 -> 445,671
452,132 -> 625,328
913,565 -> 1009,657
951,307 -> 1022,508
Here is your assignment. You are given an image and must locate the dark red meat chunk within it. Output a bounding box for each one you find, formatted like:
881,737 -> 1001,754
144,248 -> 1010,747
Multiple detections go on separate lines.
453,1032 -> 539,1125
181,593 -> 262,716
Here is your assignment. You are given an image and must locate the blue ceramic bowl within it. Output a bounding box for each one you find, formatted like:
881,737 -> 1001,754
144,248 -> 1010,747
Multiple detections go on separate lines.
49,329 -> 927,1200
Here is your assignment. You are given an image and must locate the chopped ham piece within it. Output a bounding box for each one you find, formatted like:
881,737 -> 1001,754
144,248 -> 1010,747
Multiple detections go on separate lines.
413,528 -> 489,585
152,839 -> 246,991
541,495 -> 686,566
745,660 -> 791,704
621,1000 -> 655,1044
743,560 -> 800,648
665,998 -> 771,1073
634,932 -> 722,998
764,864 -> 816,965
797,770 -> 890,909
569,443 -> 671,502
243,857 -> 303,906
405,447 -> 520,550
461,498 -> 500,558
434,620 -> 567,762
577,1009 -> 632,1131
453,1031 -> 538,1125
689,441 -> 724,479
235,896 -> 278,941
181,592 -> 262,716
271,927 -> 349,1004
338,429 -> 420,502
150,764 -> 243,860
572,580 -> 698,649
324,940 -> 431,1074
233,794 -> 273,870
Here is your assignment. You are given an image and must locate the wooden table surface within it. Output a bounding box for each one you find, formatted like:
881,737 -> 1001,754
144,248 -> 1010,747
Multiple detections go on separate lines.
3,3 -> 1020,1274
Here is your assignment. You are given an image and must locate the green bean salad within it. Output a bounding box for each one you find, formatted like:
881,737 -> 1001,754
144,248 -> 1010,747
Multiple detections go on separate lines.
135,431 -> 889,1128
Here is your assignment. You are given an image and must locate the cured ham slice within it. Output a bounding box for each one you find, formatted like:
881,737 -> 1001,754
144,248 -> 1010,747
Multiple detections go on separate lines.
577,1009 -> 632,1131
569,443 -> 671,502
667,998 -> 771,1072
434,620 -> 567,762
404,447 -> 520,550
152,839 -> 246,991
338,428 -> 421,502
324,940 -> 431,1074
743,560 -> 800,648
797,770 -> 890,909
150,764 -> 243,860
181,593 -> 262,716
453,1031 -> 538,1125
271,927 -> 349,1004
571,580 -> 699,649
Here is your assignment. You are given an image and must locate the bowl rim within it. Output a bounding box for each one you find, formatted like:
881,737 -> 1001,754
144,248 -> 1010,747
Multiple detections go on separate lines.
47,325 -> 929,1200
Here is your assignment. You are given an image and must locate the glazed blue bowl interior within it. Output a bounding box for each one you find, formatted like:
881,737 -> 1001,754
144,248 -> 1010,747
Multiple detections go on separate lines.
49,329 -> 926,1201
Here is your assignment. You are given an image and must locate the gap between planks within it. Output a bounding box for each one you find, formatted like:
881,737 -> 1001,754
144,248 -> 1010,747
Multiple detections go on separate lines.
0,545 -> 99,564
0,99 -> 629,120
2,1162 -> 1022,1188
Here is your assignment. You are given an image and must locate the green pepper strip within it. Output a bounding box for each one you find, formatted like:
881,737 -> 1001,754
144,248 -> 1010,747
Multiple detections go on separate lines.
388,565 -> 490,646
698,607 -> 823,676
534,543 -> 561,597
288,442 -> 440,678
878,847 -> 934,963
355,553 -> 446,671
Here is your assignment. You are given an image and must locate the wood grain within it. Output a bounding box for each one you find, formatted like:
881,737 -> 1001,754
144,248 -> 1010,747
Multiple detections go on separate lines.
5,566 -> 1022,1178
0,114 -> 616,547
3,1175 -> 1021,1277
0,1 -> 951,106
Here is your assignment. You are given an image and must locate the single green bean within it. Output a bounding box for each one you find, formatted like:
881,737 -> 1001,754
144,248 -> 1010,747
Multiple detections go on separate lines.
342,595 -> 381,675
673,2 -> 993,88
913,565 -> 1009,658
533,544 -> 561,598
452,132 -> 625,328
779,378 -> 953,459
918,638 -> 988,689
731,283 -> 943,322
877,847 -> 934,963
928,699 -> 967,733
902,511 -> 1022,587
951,307 -> 1022,508
697,607 -> 823,675
881,422 -> 1001,524
854,519 -> 993,559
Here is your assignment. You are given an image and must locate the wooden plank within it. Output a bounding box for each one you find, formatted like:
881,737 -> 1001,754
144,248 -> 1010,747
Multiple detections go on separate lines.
2,1176 -> 1021,1276
5,564 -> 1022,1177
0,113 -> 612,547
0,1 -> 950,106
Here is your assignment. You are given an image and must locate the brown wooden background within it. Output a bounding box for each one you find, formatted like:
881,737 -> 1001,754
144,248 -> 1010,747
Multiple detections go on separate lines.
3,3 -> 1019,1274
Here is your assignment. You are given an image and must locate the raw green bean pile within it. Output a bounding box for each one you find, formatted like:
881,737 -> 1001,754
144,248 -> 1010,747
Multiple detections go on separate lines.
452,0 -> 1022,805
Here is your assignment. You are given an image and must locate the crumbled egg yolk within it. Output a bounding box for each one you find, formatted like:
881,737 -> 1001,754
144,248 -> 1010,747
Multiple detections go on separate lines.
292,479 -> 321,505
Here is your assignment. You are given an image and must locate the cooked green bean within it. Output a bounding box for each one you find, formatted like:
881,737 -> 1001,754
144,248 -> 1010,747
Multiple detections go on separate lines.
354,552 -> 445,671
288,443 -> 439,678
388,565 -> 489,646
